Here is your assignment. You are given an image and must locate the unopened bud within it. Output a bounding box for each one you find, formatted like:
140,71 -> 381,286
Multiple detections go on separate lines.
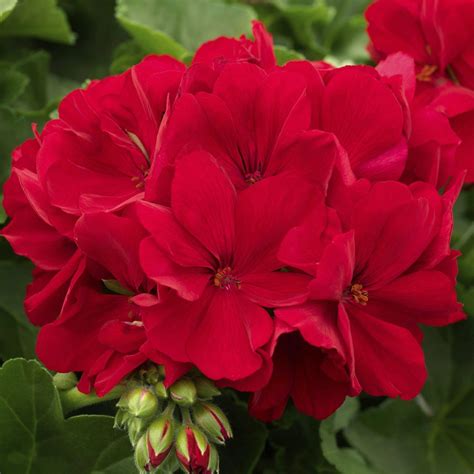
134,435 -> 150,474
128,417 -> 148,446
146,416 -> 174,468
170,379 -> 197,407
175,425 -> 211,474
128,387 -> 159,418
194,377 -> 221,399
53,372 -> 77,391
193,402 -> 233,444
154,381 -> 168,399
208,444 -> 220,473
114,408 -> 131,430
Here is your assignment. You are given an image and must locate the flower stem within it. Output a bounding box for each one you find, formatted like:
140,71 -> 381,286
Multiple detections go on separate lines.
60,385 -> 126,415
180,406 -> 193,425
415,394 -> 434,417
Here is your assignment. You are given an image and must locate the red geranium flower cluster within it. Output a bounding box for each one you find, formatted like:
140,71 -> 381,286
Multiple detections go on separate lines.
1,20 -> 468,422
367,0 -> 474,185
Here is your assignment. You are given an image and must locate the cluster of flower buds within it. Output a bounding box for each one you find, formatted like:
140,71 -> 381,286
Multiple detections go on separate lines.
114,364 -> 232,473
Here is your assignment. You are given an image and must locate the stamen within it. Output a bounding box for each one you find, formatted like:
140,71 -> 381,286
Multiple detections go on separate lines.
350,283 -> 369,305
213,267 -> 241,290
244,170 -> 262,185
416,64 -> 438,82
127,130 -> 150,164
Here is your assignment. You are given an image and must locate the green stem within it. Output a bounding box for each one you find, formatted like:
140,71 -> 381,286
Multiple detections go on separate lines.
180,406 -> 193,425
163,401 -> 176,417
60,385 -> 126,415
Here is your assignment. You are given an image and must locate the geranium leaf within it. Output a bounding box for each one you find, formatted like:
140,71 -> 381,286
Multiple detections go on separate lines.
0,359 -> 134,473
116,0 -> 256,59
217,393 -> 268,474
344,317 -> 474,474
0,0 -> 75,44
320,398 -> 378,474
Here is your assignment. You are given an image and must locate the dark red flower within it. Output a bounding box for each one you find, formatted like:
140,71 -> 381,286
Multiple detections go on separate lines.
249,318 -> 359,421
366,0 -> 474,88
192,20 -> 276,72
415,83 -> 474,183
275,178 -> 464,402
146,61 -> 339,204
137,151 -> 313,384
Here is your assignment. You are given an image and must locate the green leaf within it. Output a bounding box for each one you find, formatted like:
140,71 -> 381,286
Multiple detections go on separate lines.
0,359 -> 133,473
0,259 -> 36,360
0,66 -> 29,104
0,308 -> 37,360
47,0 -> 127,81
344,318 -> 474,474
274,45 -> 304,64
320,398 -> 378,474
218,393 -> 268,474
257,405 -> 334,473
116,0 -> 256,59
110,40 -> 146,74
0,0 -> 16,22
0,0 -> 75,44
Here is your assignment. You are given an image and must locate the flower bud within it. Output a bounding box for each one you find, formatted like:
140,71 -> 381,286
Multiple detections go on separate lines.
175,425 -> 211,474
134,435 -> 150,473
128,417 -> 148,446
208,444 -> 220,473
194,377 -> 221,399
52,372 -> 77,391
114,408 -> 131,430
127,387 -> 159,418
193,402 -> 233,445
154,381 -> 168,399
170,379 -> 197,407
146,416 -> 174,468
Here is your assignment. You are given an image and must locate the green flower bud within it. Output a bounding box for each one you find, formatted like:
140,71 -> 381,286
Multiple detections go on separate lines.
154,381 -> 168,399
145,365 -> 160,385
208,444 -> 220,473
170,379 -> 197,407
128,417 -> 148,446
116,391 -> 131,409
114,408 -> 131,430
128,387 -> 159,418
194,377 -> 221,399
134,435 -> 150,474
146,416 -> 174,468
193,402 -> 233,445
52,372 -> 77,391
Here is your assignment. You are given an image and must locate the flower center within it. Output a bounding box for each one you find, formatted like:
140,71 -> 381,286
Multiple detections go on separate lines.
213,267 -> 241,290
244,170 -> 262,185
416,64 -> 438,82
350,283 -> 368,305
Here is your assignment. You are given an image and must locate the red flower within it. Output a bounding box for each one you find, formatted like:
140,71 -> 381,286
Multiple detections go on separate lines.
415,84 -> 474,183
1,55 -> 186,328
366,0 -> 474,88
280,60 -> 409,182
192,20 -> 276,72
274,178 -> 464,403
376,53 -> 463,187
137,151 -> 313,384
249,318 -> 359,422
147,61 -> 339,204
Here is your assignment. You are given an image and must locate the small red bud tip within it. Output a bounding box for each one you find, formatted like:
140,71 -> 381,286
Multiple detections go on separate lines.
176,426 -> 212,474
